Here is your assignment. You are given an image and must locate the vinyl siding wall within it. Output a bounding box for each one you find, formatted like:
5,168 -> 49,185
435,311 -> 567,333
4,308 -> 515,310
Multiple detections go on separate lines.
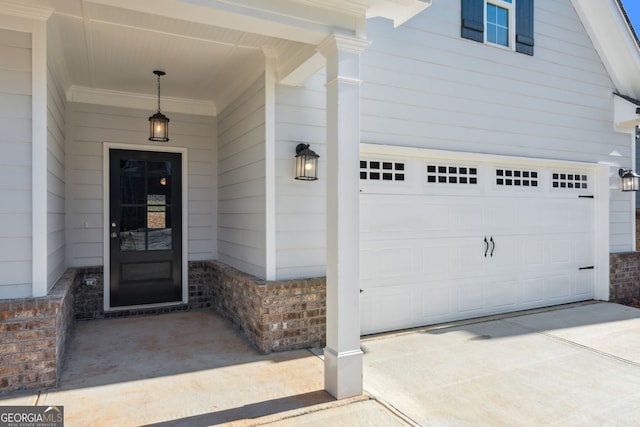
274,72 -> 327,280
65,103 -> 217,267
360,0 -> 632,251
269,0 -> 633,279
47,67 -> 66,290
217,75 -> 267,279
0,29 -> 32,299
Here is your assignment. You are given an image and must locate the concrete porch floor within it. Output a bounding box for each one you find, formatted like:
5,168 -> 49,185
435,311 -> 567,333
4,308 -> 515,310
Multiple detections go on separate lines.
3,302 -> 640,426
0,311 -> 404,426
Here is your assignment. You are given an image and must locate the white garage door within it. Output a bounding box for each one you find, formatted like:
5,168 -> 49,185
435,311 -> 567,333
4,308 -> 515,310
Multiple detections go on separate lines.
360,151 -> 597,335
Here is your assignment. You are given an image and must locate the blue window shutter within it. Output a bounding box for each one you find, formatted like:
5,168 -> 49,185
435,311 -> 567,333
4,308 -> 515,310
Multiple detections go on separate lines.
516,0 -> 534,55
461,0 -> 484,42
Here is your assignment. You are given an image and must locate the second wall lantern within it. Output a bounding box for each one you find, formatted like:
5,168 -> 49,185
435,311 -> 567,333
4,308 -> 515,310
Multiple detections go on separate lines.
149,70 -> 170,142
619,168 -> 640,192
295,143 -> 319,181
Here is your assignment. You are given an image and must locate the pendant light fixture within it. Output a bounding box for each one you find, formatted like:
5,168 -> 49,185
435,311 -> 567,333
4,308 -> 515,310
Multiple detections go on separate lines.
149,70 -> 170,142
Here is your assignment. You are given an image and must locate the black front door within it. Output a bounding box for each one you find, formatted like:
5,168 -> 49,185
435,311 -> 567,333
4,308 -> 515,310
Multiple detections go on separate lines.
109,149 -> 182,308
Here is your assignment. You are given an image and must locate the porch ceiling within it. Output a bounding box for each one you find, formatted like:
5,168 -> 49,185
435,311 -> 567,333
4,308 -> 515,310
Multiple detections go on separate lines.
13,0 -> 430,116
46,0 -> 310,116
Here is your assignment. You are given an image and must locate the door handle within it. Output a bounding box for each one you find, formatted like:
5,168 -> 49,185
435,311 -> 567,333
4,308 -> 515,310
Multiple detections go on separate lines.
484,237 -> 489,257
490,237 -> 495,257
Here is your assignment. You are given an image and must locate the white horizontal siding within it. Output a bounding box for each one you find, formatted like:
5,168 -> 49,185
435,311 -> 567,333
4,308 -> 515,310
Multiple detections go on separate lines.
360,0 -> 631,251
0,29 -> 31,298
274,71 -> 327,279
362,6 -> 619,157
610,196 -> 635,252
217,74 -> 267,279
65,102 -> 217,267
47,67 -> 66,290
268,0 -> 632,282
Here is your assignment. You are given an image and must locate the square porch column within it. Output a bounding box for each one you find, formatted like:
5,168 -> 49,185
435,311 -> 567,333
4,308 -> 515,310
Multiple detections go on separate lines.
317,34 -> 370,400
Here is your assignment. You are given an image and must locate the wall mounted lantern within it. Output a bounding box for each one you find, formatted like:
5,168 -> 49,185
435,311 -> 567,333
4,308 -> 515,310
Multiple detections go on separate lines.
149,70 -> 170,142
619,168 -> 640,191
294,143 -> 319,181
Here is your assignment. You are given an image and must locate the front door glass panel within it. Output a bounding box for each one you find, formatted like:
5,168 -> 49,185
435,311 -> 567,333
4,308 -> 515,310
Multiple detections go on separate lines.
110,150 -> 182,308
119,160 -> 173,252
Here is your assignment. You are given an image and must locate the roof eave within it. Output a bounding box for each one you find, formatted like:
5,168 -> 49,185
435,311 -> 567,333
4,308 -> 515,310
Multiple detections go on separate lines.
572,0 -> 640,99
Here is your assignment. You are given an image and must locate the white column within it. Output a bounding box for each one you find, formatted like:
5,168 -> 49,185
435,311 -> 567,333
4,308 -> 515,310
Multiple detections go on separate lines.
263,48 -> 277,280
317,34 -> 370,400
32,19 -> 48,297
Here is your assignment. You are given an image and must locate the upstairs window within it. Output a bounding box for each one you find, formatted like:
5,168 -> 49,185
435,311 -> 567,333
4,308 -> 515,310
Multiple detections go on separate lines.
486,1 -> 512,47
461,0 -> 534,55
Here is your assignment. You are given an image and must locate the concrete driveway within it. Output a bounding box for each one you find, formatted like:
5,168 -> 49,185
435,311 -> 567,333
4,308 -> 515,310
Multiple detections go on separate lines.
2,302 -> 640,426
361,301 -> 640,426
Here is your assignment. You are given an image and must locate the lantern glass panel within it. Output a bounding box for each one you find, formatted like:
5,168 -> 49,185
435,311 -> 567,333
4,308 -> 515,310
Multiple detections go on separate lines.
149,113 -> 169,142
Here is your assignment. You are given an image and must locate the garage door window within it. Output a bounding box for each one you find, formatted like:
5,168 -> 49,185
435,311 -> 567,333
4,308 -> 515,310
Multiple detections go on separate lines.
552,172 -> 588,189
426,164 -> 478,184
496,168 -> 538,187
360,160 -> 405,181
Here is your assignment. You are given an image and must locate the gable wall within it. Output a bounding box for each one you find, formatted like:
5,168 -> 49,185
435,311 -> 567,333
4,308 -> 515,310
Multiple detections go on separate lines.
217,74 -> 267,279
0,29 -> 32,299
360,0 -> 633,251
65,103 -> 217,267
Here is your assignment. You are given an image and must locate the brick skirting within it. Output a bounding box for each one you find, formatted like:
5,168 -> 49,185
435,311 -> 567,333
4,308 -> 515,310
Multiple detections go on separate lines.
610,252 -> 640,304
74,261 -> 326,353
209,261 -> 326,353
1,261 -> 326,394
73,262 -> 213,320
0,270 -> 75,395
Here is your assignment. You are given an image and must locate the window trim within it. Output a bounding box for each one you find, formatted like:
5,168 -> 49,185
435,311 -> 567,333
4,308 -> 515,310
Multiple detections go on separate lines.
484,0 -> 516,50
461,0 -> 534,55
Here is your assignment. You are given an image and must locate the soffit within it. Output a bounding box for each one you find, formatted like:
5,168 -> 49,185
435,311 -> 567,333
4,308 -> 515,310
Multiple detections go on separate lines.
49,0 -> 313,114
571,0 -> 640,99
4,0 -> 430,115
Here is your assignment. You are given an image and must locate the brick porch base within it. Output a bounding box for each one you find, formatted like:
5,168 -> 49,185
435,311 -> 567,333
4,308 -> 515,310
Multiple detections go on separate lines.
209,261 -> 326,353
0,270 -> 75,395
610,252 -> 640,304
0,262 -> 326,395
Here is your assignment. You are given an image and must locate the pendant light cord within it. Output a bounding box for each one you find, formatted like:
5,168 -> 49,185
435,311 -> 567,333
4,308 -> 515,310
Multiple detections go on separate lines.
157,73 -> 162,113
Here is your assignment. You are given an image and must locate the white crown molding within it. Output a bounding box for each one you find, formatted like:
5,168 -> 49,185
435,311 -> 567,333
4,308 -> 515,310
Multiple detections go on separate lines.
0,0 -> 53,21
66,85 -> 217,116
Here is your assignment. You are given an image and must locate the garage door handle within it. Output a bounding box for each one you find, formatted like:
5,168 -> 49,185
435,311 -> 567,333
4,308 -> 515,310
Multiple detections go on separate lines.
490,237 -> 495,257
484,237 -> 489,257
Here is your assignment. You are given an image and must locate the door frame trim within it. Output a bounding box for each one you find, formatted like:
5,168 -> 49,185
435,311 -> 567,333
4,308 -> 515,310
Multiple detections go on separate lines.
102,142 -> 189,311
